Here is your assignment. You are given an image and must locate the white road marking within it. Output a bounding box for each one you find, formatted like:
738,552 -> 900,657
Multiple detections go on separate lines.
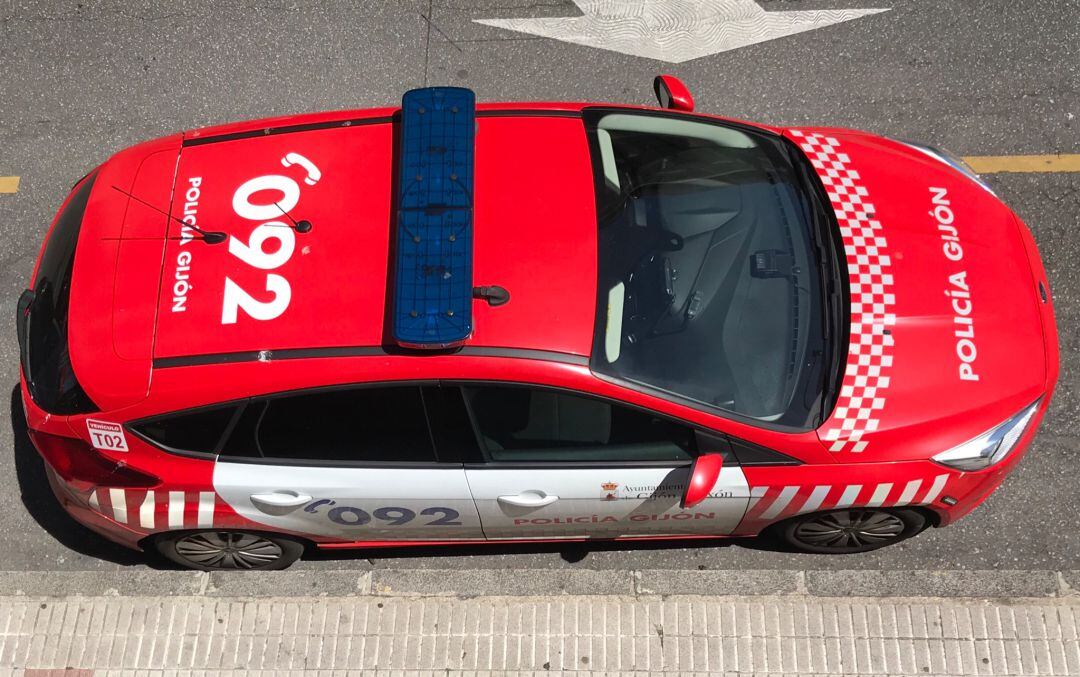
197,492 -> 215,528
761,486 -> 799,520
109,488 -> 127,524
140,491 -> 156,529
476,0 -> 889,63
168,491 -> 185,529
835,485 -> 862,509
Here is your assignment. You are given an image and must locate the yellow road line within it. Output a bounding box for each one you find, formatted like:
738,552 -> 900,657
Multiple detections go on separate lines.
0,154 -> 1073,196
962,154 -> 1080,174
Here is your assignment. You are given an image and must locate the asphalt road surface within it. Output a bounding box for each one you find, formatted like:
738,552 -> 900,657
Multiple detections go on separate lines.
0,0 -> 1077,573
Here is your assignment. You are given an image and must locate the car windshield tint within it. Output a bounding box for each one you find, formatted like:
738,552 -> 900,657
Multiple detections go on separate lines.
586,112 -> 829,427
134,406 -> 238,454
252,387 -> 436,463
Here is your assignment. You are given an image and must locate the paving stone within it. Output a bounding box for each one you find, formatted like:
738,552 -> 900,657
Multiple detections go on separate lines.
804,569 -> 1061,598
370,568 -> 634,596
635,570 -> 800,596
206,570 -> 370,598
1,594 -> 1078,675
0,571 -> 205,598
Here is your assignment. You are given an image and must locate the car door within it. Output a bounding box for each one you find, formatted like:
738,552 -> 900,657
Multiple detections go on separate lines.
210,384 -> 484,540
444,383 -> 751,540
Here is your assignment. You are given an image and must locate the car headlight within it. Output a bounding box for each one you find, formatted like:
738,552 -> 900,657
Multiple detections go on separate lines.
932,399 -> 1041,471
898,140 -> 998,197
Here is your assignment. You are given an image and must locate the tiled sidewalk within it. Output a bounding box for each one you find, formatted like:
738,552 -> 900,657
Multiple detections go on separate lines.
2,595 -> 1079,675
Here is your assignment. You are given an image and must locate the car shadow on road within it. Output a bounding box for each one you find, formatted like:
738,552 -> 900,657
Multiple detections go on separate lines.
304,522 -> 791,567
303,533 -> 787,567
10,384 -> 145,566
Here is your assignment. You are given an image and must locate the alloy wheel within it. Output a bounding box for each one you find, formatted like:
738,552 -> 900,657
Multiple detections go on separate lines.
173,531 -> 284,569
791,509 -> 906,550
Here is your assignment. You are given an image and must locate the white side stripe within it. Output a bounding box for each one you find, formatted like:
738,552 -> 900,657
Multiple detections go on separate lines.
921,474 -> 949,504
895,479 -> 923,506
88,489 -> 100,511
867,483 -> 893,507
835,485 -> 862,508
109,488 -> 127,524
761,486 -> 799,520
168,491 -> 185,529
746,486 -> 768,513
798,485 -> 831,514
139,491 -> 156,529
197,492 -> 215,528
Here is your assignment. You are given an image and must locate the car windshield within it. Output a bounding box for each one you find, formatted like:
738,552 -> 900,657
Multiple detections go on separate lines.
585,111 -> 834,428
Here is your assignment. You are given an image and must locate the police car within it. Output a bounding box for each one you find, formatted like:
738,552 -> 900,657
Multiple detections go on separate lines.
18,78 -> 1058,570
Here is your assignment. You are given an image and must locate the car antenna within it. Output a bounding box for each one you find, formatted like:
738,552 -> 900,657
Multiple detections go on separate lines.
110,185 -> 227,244
274,201 -> 313,234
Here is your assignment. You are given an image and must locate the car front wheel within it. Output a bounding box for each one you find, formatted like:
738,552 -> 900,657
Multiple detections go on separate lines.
154,530 -> 305,570
776,508 -> 928,554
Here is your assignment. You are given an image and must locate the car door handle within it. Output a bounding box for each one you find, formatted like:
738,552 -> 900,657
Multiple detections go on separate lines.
498,492 -> 559,508
250,491 -> 312,512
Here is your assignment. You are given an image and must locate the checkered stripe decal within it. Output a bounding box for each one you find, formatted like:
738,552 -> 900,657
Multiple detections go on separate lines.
791,130 -> 896,453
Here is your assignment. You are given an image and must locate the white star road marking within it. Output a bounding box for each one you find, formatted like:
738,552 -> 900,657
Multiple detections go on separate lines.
475,0 -> 889,63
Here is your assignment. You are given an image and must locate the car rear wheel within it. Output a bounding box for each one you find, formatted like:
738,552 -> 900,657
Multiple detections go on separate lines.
154,530 -> 305,571
776,508 -> 927,554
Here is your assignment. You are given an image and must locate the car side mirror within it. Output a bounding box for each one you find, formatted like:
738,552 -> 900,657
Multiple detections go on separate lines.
653,75 -> 695,112
683,452 -> 723,509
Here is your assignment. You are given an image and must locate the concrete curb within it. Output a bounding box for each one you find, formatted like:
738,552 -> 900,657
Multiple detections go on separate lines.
0,569 -> 1077,599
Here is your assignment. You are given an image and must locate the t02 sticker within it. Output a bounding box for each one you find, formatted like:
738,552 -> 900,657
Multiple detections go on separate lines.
86,419 -> 129,452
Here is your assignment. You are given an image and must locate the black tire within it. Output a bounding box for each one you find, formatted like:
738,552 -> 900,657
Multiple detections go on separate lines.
774,508 -> 928,554
153,530 -> 306,571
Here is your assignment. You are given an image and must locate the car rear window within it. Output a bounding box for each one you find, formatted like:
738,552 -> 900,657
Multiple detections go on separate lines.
20,174 -> 99,414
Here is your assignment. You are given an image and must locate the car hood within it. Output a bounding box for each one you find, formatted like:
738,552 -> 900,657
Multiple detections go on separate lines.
785,128 -> 1053,462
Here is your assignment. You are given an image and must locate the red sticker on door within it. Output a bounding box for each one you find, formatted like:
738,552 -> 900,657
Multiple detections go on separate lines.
86,419 -> 129,452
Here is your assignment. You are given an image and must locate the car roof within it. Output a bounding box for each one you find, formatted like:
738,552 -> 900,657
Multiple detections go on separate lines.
150,108 -> 599,366
68,102 -> 781,415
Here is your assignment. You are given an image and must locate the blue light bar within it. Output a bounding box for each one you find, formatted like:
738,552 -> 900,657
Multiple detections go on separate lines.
393,87 -> 476,349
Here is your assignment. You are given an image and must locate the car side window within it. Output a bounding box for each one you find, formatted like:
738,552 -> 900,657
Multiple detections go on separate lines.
220,386 -> 437,464
133,405 -> 238,454
462,385 -> 696,463
727,437 -> 802,466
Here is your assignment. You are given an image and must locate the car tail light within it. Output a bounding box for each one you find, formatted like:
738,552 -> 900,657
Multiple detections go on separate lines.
28,429 -> 159,488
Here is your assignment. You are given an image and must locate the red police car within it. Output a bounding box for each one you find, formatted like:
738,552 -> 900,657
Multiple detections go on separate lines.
17,78 -> 1058,570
